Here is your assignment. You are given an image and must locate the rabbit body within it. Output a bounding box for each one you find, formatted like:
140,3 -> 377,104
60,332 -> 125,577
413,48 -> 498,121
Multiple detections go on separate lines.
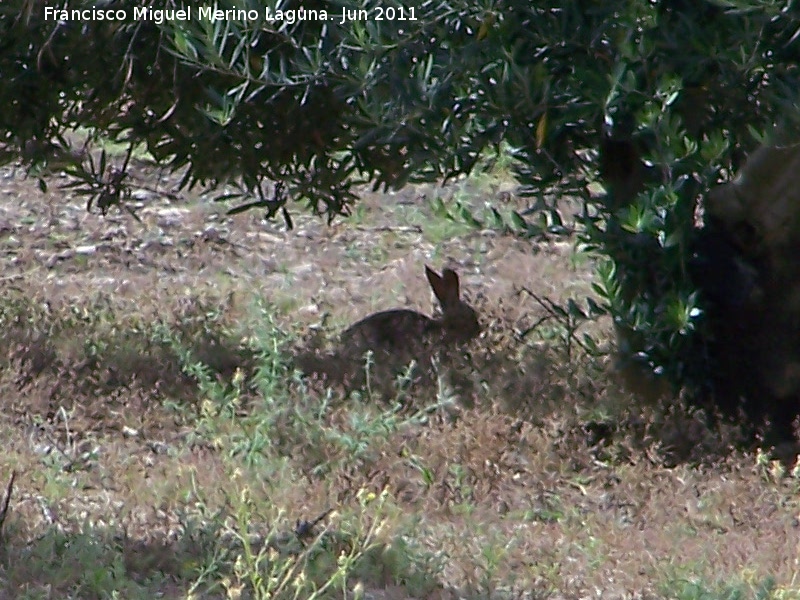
341,309 -> 439,352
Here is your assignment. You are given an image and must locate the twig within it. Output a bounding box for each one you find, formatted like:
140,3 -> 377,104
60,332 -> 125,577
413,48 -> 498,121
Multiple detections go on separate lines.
0,471 -> 18,542
294,507 -> 333,541
518,285 -> 560,313
354,225 -> 423,234
518,314 -> 553,338
517,285 -> 597,357
0,272 -> 39,283
517,286 -> 558,338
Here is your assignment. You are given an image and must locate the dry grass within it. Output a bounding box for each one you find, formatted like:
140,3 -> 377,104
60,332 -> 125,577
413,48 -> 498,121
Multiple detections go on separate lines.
0,161 -> 798,599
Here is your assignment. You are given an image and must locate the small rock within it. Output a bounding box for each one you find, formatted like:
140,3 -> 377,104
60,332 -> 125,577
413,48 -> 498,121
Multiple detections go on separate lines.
155,207 -> 190,228
131,188 -> 157,201
122,425 -> 139,438
147,441 -> 170,455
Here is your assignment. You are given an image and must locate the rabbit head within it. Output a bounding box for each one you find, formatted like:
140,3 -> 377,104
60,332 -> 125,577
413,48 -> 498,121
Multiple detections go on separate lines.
425,265 -> 480,344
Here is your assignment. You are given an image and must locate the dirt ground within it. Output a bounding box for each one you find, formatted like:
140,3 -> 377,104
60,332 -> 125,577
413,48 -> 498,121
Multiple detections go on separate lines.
0,161 -> 799,599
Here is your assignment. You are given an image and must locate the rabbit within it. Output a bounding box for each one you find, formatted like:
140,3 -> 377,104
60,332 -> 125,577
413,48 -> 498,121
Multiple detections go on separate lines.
297,266 -> 480,398
341,265 -> 480,351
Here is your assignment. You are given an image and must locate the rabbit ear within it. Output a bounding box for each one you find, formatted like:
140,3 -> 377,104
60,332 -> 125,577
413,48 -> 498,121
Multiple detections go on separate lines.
426,265 -> 460,308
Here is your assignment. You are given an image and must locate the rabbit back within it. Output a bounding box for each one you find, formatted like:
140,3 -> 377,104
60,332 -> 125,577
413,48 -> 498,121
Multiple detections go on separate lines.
341,309 -> 437,354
